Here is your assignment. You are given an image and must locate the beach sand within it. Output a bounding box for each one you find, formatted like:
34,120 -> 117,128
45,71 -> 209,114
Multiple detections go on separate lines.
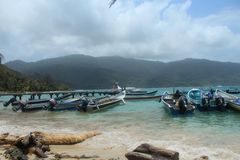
51,145 -> 127,159
0,144 -> 128,160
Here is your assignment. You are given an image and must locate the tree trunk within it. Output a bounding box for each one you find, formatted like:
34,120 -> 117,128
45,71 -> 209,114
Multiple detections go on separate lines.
32,131 -> 101,145
4,133 -> 49,159
1,131 -> 101,159
0,133 -> 20,145
0,131 -> 101,145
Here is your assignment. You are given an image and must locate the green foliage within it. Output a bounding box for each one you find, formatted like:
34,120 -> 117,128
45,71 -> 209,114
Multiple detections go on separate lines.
6,55 -> 240,89
0,64 -> 69,92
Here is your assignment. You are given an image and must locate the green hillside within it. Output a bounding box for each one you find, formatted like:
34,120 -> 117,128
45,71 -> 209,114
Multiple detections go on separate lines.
6,55 -> 240,89
0,64 -> 68,92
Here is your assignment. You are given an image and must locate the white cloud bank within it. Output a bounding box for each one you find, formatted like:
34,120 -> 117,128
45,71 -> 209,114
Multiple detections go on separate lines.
0,0 -> 240,62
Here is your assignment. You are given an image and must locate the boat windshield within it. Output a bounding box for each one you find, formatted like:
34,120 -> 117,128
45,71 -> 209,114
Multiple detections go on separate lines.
189,90 -> 202,100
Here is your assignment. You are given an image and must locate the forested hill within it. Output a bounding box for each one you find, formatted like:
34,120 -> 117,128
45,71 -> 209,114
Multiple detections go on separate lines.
0,64 -> 68,92
6,55 -> 240,89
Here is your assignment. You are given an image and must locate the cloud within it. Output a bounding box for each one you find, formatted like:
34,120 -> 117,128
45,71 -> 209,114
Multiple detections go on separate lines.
0,0 -> 240,62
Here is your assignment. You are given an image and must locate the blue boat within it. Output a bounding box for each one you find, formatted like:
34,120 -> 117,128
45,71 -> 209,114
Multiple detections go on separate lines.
161,92 -> 195,115
215,89 -> 240,111
187,88 -> 226,111
228,99 -> 240,111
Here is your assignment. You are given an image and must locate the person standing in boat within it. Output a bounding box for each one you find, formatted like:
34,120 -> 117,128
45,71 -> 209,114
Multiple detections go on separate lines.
207,89 -> 214,103
112,82 -> 122,93
173,90 -> 181,99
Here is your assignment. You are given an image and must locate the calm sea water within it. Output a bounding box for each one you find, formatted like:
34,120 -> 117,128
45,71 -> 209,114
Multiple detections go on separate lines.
0,87 -> 240,160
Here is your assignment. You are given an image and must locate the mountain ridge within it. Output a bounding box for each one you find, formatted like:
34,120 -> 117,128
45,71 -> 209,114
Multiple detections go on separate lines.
6,54 -> 240,89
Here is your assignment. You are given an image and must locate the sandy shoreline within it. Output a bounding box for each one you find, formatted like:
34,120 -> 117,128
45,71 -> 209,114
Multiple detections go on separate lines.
0,133 -> 128,160
0,145 -> 127,160
51,145 -> 127,159
1,132 -> 240,160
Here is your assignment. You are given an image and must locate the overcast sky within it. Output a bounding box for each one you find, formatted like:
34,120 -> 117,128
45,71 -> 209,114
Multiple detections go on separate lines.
0,0 -> 240,62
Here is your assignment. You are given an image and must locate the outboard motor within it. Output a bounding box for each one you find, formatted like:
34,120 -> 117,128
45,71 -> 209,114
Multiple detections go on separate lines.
49,99 -> 57,108
78,98 -> 89,112
12,100 -> 26,112
43,99 -> 57,110
3,97 -> 17,107
201,97 -> 209,111
178,96 -> 187,114
215,96 -> 226,111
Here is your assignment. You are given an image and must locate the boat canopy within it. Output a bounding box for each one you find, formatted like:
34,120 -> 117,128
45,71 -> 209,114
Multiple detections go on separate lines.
188,89 -> 202,100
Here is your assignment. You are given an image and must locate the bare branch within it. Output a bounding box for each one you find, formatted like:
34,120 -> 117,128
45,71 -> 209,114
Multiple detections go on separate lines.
109,0 -> 117,8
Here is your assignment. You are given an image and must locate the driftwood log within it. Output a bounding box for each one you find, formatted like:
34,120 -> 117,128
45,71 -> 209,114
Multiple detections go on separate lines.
4,132 -> 50,159
125,143 -> 179,160
0,133 -> 20,145
32,131 -> 101,145
0,131 -> 101,160
0,131 -> 101,145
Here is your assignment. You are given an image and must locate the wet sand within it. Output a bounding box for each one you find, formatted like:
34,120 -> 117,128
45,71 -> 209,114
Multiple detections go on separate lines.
0,144 -> 127,160
1,131 -> 240,160
51,145 -> 127,159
